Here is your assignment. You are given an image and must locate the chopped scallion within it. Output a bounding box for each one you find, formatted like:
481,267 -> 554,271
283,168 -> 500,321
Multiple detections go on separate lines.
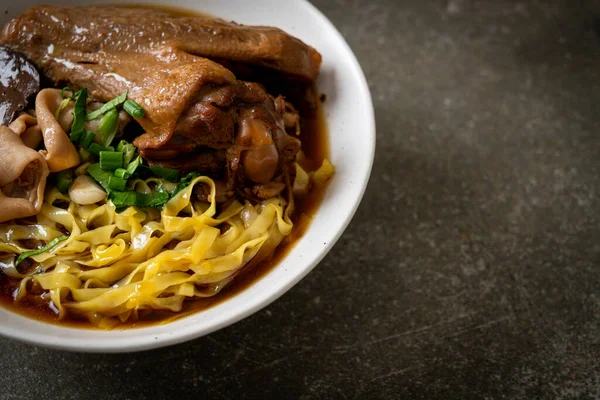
172,172 -> 201,197
85,91 -> 128,121
117,140 -> 136,165
61,87 -> 74,99
125,156 -> 142,176
123,100 -> 145,118
116,140 -> 127,152
88,143 -> 109,156
55,97 -> 71,120
87,163 -> 189,209
79,147 -> 92,163
15,236 -> 68,267
69,130 -> 83,143
114,168 -> 131,180
55,170 -> 73,194
97,108 -> 119,147
69,88 -> 88,143
99,151 -> 123,171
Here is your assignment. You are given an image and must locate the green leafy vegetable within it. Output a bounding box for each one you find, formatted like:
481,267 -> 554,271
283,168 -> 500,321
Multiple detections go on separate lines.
123,100 -> 145,118
87,163 -> 112,190
86,91 -> 128,121
87,152 -> 198,209
15,236 -> 68,267
111,189 -> 170,208
172,172 -> 201,196
149,166 -> 179,182
55,170 -> 73,194
69,89 -> 88,143
107,175 -> 127,191
97,108 -> 119,147
109,191 -> 137,207
79,130 -> 95,149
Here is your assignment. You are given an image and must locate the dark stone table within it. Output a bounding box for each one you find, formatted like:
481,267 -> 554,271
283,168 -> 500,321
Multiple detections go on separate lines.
2,0 -> 600,398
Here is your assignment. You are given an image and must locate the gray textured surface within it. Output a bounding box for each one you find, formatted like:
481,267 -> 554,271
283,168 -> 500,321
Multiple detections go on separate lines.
2,0 -> 600,398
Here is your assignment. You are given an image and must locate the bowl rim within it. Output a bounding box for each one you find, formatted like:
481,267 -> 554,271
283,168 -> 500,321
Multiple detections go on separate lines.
0,0 -> 375,352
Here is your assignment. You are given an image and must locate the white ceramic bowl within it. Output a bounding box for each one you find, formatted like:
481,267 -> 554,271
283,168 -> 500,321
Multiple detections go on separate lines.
0,0 -> 375,352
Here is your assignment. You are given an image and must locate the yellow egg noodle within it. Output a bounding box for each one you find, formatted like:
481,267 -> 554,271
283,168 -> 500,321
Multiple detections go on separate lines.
0,159 -> 333,328
0,176 -> 294,328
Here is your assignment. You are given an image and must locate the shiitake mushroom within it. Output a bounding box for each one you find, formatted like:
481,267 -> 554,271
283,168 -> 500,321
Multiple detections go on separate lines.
0,46 -> 40,126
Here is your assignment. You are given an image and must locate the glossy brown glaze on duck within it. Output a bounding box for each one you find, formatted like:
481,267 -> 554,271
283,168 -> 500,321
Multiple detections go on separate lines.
1,5 -> 319,189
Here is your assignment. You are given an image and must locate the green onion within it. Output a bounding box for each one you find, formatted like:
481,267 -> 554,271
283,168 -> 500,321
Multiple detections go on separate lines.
61,87 -> 74,99
87,163 -> 179,209
107,175 -> 127,191
114,168 -> 131,180
15,236 -> 68,267
89,163 -> 124,192
79,130 -> 95,149
125,156 -> 142,176
111,190 -> 170,208
116,140 -> 128,152
79,147 -> 92,163
97,108 -> 119,147
99,151 -> 123,171
88,143 -> 109,157
55,97 -> 71,120
117,140 -> 136,165
55,170 -> 73,194
109,191 -> 138,206
85,91 -> 128,121
123,147 -> 135,166
171,172 -> 201,196
70,130 -> 83,143
87,163 -> 111,189
69,89 -> 87,143
123,100 -> 145,118
150,166 -> 179,181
